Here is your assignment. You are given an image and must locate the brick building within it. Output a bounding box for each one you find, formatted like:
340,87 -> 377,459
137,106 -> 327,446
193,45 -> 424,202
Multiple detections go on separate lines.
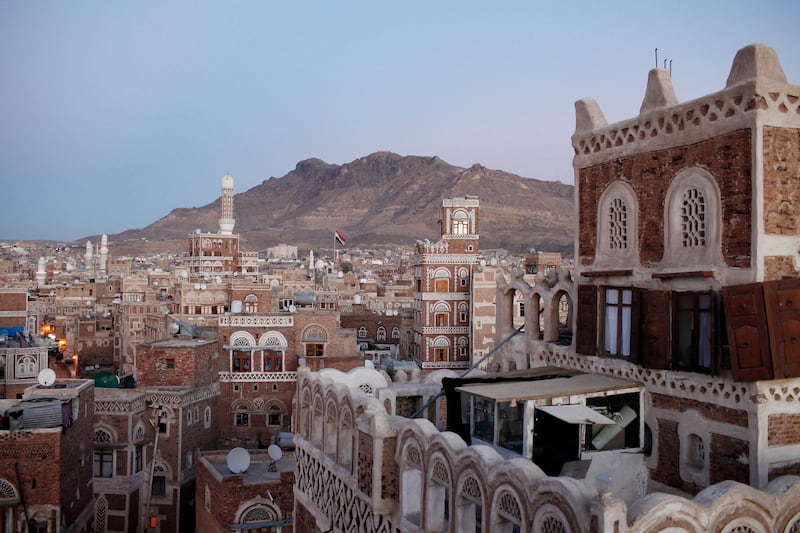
569,43 -> 800,491
412,196 -> 480,371
0,378 -> 95,532
195,448 -> 295,532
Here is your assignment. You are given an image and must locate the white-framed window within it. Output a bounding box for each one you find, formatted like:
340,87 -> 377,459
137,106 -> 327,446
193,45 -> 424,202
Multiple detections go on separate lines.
595,181 -> 638,267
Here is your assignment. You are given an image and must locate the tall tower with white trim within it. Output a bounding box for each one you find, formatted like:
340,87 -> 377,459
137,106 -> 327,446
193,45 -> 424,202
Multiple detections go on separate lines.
219,174 -> 235,235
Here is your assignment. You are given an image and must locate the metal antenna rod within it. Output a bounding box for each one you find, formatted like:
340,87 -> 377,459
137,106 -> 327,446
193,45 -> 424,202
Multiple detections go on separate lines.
410,324 -> 525,419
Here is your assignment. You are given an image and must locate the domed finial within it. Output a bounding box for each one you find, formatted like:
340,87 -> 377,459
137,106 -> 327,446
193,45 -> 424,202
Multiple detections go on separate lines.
726,44 -> 787,87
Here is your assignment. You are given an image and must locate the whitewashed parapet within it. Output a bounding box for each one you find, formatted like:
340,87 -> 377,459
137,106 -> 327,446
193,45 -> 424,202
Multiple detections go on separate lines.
295,369 -> 800,532
572,44 -> 800,168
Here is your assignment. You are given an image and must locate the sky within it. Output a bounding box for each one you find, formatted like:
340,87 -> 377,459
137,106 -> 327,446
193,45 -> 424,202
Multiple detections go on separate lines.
1,2 -> 799,242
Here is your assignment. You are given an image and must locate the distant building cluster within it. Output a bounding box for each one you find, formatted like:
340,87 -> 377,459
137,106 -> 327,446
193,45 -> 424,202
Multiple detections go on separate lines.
0,43 -> 798,532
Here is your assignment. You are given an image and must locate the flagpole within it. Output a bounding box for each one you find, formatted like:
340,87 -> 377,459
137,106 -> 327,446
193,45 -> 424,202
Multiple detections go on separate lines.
334,232 -> 337,267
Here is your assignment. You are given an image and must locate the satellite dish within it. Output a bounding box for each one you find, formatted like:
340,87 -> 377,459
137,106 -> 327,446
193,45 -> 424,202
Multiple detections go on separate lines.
268,444 -> 283,462
38,368 -> 56,387
226,447 -> 251,474
365,360 -> 375,369
288,305 -> 297,313
168,323 -> 180,334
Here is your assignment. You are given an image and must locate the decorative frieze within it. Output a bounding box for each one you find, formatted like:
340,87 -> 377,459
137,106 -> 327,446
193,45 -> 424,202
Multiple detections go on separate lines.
218,371 -> 298,383
219,315 -> 293,328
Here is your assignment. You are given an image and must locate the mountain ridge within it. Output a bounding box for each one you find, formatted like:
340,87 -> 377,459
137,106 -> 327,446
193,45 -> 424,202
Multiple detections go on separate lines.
102,152 -> 575,256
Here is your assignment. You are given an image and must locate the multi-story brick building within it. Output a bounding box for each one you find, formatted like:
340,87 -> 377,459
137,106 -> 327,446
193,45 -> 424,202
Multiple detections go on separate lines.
413,196 -> 480,371
0,378 -> 95,532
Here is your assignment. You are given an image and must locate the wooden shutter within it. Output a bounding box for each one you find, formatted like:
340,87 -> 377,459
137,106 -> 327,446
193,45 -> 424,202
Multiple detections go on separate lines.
576,284 -> 597,356
722,283 -> 773,381
764,278 -> 800,379
639,290 -> 670,370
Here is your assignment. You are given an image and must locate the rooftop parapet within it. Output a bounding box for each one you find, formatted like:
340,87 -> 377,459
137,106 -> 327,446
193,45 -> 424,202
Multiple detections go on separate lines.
572,43 -> 799,166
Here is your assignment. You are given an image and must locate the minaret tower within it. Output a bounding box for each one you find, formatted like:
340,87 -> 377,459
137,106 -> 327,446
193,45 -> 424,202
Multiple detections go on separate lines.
36,256 -> 47,288
85,241 -> 93,271
99,234 -> 109,275
219,174 -> 235,235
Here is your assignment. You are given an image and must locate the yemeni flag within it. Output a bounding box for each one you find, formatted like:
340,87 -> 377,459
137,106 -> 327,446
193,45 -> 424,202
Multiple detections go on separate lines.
335,229 -> 347,246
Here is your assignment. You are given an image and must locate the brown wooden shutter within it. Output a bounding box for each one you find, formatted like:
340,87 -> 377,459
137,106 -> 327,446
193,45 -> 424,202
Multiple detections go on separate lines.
722,283 -> 773,381
764,278 -> 800,379
576,284 -> 597,356
639,290 -> 670,369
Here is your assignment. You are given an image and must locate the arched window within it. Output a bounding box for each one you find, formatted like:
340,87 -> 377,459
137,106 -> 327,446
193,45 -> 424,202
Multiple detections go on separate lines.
433,336 -> 450,362
244,294 -> 258,313
433,302 -> 450,327
451,210 -> 469,235
17,355 -> 37,377
392,327 -> 400,339
358,326 -> 368,338
377,326 -> 386,341
230,333 -> 255,373
304,327 -> 327,357
433,268 -> 450,292
595,181 -> 638,267
663,167 -> 721,268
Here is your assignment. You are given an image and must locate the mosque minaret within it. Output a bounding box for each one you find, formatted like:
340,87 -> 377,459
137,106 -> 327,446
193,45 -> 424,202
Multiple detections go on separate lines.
219,174 -> 235,235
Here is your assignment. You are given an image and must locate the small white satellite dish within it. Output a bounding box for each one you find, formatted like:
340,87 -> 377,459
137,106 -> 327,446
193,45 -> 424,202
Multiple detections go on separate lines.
226,447 -> 251,474
268,444 -> 283,462
168,323 -> 180,334
288,305 -> 297,313
38,368 -> 56,387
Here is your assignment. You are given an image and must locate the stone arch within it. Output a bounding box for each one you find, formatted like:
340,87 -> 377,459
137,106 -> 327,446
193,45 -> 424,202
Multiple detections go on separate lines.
425,452 -> 454,531
662,166 -> 722,268
311,394 -> 324,447
299,388 -> 312,439
490,487 -> 525,531
398,435 -> 426,527
230,331 -> 256,346
258,331 -> 288,348
323,395 -> 339,456
234,497 -> 283,525
0,478 -> 19,505
338,407 -> 354,469
455,470 -> 487,532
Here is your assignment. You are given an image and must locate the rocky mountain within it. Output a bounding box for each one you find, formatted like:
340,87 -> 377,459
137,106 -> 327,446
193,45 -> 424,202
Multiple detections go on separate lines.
107,152 -> 575,256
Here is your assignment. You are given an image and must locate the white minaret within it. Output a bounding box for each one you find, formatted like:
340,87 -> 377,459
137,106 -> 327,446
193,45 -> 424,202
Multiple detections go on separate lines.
85,241 -> 93,269
36,256 -> 47,288
219,174 -> 235,235
308,249 -> 314,271
99,234 -> 109,275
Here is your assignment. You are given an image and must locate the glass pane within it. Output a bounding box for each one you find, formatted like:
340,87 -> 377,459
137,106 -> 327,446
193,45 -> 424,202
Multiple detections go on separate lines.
698,310 -> 712,368
620,307 -> 631,356
622,289 -> 632,305
604,306 -> 618,354
605,289 -> 618,305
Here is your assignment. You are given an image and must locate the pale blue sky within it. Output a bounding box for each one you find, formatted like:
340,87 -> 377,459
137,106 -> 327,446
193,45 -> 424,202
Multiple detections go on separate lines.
1,1 -> 798,241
